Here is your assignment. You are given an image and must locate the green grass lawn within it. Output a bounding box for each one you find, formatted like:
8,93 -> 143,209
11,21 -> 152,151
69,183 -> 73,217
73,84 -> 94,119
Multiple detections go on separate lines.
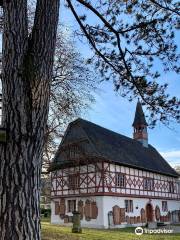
41,219 -> 180,240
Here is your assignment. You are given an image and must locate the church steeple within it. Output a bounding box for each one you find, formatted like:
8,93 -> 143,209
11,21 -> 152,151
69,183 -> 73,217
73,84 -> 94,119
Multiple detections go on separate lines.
132,100 -> 148,147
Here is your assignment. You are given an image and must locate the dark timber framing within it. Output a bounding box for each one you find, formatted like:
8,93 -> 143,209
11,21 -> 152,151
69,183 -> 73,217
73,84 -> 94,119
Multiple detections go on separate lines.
51,160 -> 180,201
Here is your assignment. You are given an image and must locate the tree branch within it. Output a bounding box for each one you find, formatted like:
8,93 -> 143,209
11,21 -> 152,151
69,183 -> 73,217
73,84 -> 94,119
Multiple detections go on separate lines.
149,0 -> 180,16
67,1 -> 150,104
67,0 -> 180,126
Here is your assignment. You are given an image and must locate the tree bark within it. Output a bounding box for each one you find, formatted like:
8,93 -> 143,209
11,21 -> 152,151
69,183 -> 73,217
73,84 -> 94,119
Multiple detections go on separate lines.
0,0 -> 59,239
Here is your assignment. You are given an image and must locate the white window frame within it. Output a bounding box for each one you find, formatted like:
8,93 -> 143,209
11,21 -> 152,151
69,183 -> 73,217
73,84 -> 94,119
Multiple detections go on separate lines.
68,200 -> 76,213
162,201 -> 168,212
125,199 -> 133,213
143,177 -> 154,191
115,173 -> 126,187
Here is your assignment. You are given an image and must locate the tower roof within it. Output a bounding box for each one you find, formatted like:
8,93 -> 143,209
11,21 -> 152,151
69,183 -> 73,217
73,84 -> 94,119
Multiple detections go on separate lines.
132,101 -> 148,127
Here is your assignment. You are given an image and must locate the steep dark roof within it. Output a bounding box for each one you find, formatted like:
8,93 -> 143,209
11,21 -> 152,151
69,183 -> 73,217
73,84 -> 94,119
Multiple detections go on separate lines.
54,118 -> 179,177
132,101 -> 148,127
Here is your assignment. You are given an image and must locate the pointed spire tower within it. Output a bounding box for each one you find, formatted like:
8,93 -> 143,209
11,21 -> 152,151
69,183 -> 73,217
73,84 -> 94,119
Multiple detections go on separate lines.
132,100 -> 148,147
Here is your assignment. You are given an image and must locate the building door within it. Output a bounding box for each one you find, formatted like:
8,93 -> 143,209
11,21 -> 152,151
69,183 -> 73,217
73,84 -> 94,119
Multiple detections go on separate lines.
146,203 -> 153,222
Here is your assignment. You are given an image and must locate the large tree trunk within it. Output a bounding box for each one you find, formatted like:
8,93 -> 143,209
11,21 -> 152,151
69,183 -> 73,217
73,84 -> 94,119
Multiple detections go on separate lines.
0,1 -> 59,239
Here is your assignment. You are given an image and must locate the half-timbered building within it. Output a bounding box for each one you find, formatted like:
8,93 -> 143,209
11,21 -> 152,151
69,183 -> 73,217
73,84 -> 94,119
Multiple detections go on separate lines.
50,102 -> 180,228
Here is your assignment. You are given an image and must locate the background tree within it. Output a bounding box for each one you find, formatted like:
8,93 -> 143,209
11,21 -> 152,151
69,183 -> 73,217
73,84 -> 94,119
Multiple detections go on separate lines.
43,30 -> 97,171
41,31 -> 97,213
0,0 -> 179,239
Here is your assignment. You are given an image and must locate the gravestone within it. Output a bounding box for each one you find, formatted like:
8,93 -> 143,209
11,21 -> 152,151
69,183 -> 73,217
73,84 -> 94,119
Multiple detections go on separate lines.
108,211 -> 114,227
72,211 -> 82,233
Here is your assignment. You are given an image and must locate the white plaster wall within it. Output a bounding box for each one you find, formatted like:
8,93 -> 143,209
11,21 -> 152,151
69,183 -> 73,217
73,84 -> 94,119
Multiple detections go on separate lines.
51,201 -> 63,224
51,196 -> 105,228
102,196 -> 180,228
51,196 -> 180,229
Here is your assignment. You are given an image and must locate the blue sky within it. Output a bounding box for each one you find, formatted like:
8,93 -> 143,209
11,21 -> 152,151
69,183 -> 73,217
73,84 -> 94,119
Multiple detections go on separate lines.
59,2 -> 180,168
86,81 -> 180,167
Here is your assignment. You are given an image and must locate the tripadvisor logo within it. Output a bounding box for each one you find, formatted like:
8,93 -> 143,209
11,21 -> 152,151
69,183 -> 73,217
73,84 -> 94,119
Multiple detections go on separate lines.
135,227 -> 143,235
135,227 -> 174,235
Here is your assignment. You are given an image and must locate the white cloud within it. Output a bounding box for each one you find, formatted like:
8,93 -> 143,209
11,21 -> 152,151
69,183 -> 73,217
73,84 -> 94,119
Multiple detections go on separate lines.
161,150 -> 180,159
160,150 -> 180,167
